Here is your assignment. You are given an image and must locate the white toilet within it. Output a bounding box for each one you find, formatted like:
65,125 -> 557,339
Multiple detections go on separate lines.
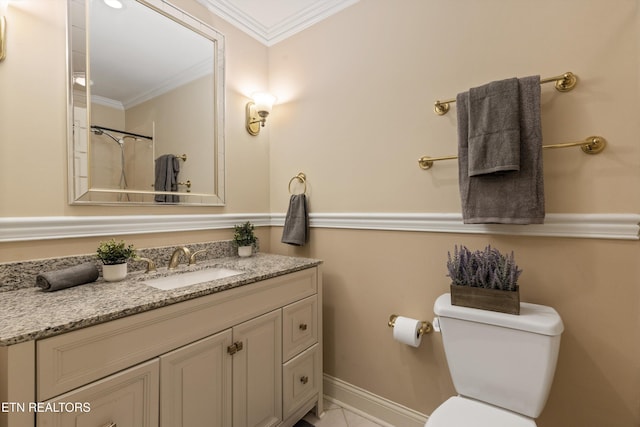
427,293 -> 564,427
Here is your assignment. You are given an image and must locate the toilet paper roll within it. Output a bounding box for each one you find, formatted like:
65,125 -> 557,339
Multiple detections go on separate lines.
392,316 -> 423,347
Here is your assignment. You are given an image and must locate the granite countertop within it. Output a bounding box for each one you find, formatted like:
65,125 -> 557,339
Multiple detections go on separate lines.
0,253 -> 321,346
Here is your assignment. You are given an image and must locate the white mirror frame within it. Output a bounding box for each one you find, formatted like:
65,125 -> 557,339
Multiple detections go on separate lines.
67,0 -> 226,206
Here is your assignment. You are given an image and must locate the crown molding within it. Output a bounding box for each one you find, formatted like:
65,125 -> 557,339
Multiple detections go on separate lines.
1,213 -> 638,242
196,0 -> 359,46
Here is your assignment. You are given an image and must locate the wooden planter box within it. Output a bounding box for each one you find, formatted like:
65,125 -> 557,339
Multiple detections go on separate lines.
450,284 -> 520,315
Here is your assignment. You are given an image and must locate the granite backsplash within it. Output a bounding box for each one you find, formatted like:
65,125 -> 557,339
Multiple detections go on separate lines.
0,240 -> 256,292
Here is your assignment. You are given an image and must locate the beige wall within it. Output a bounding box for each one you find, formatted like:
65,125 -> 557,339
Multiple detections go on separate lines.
1,1 -> 639,426
0,0 -> 270,221
0,0 -> 271,259
268,0 -> 640,214
267,1 -> 640,427
127,75 -> 215,194
272,229 -> 640,427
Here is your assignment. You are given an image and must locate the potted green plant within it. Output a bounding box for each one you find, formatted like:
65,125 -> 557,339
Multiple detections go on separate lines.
446,244 -> 522,314
97,238 -> 137,281
233,221 -> 257,257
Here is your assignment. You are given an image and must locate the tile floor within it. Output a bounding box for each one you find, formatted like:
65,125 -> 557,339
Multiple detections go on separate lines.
298,399 -> 386,427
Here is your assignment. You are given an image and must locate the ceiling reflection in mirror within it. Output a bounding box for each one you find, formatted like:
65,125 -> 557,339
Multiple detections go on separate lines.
68,0 -> 225,205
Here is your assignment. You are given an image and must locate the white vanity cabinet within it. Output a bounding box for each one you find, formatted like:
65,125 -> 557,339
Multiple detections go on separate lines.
6,266 -> 322,427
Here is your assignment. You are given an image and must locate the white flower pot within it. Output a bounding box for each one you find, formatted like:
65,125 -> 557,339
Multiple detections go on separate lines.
238,246 -> 253,257
102,263 -> 128,282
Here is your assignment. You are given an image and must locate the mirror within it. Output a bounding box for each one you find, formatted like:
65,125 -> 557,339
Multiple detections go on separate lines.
68,0 -> 225,205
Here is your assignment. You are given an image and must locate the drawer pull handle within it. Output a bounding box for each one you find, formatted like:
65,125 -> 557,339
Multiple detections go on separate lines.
300,375 -> 309,385
227,341 -> 244,355
299,323 -> 308,331
102,423 -> 117,427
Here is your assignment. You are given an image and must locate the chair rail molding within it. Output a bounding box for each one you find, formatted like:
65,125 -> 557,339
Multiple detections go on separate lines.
0,214 -> 272,242
1,213 -> 638,242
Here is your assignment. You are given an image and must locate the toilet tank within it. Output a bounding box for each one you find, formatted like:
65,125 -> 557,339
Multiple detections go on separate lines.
434,293 -> 563,418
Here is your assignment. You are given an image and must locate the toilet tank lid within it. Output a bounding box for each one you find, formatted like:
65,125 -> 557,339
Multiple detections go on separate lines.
434,293 -> 564,336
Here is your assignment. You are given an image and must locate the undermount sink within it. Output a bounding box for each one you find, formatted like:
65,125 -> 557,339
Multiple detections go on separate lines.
143,268 -> 244,290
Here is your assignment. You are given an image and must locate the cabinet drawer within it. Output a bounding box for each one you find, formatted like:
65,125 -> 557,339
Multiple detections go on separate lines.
282,344 -> 319,420
283,295 -> 318,362
37,359 -> 159,427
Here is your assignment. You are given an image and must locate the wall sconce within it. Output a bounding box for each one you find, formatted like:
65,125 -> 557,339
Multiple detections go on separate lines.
245,92 -> 276,135
0,3 -> 6,62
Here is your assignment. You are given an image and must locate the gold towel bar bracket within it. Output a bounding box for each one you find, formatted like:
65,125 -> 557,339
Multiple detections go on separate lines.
433,71 -> 578,116
418,136 -> 607,170
388,314 -> 433,337
288,172 -> 307,194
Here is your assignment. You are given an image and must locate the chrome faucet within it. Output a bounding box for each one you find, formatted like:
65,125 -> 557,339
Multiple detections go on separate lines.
168,246 -> 192,270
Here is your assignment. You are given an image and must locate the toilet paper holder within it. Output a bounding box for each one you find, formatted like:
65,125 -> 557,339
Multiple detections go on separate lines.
388,314 -> 433,337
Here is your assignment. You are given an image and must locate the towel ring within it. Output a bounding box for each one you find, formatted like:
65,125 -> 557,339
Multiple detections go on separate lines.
288,172 -> 307,194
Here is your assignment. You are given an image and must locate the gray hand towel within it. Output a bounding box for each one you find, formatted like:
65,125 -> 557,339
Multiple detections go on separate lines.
281,194 -> 308,246
457,75 -> 544,224
36,262 -> 100,292
154,154 -> 181,203
468,77 -> 520,176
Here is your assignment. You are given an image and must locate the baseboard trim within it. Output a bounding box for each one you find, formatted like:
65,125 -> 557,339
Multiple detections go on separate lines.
1,212 -> 638,242
323,374 -> 427,427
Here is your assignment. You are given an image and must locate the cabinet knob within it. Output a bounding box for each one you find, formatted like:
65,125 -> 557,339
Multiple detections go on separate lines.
299,323 -> 308,331
227,341 -> 244,355
299,375 -> 309,385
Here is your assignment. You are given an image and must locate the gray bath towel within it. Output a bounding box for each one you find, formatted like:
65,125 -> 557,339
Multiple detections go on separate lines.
281,194 -> 308,246
36,262 -> 99,292
154,154 -> 180,203
468,78 -> 520,176
457,75 -> 544,224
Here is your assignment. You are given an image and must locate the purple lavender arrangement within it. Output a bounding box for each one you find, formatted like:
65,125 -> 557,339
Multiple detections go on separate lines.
446,245 -> 522,291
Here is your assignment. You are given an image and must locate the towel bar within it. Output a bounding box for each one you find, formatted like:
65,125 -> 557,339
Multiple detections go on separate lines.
433,72 -> 577,115
418,136 -> 606,170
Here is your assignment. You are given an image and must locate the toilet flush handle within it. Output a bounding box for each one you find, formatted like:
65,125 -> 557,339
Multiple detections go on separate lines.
432,317 -> 441,333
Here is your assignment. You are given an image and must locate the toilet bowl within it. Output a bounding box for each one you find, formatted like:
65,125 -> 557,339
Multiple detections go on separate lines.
426,293 -> 563,427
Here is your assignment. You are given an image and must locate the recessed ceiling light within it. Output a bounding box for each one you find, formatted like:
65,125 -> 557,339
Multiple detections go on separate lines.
104,0 -> 123,9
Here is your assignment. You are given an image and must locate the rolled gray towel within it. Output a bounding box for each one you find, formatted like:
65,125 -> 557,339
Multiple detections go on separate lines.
36,262 -> 100,292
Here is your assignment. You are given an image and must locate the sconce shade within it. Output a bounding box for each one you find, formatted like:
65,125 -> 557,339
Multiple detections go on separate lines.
251,92 -> 276,114
104,0 -> 124,9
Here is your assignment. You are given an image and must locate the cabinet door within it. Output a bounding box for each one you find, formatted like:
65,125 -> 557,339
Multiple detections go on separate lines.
232,310 -> 282,427
160,329 -> 233,427
37,359 -> 159,427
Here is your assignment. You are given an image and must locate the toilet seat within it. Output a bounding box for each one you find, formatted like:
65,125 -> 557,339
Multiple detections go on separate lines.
425,396 -> 536,427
